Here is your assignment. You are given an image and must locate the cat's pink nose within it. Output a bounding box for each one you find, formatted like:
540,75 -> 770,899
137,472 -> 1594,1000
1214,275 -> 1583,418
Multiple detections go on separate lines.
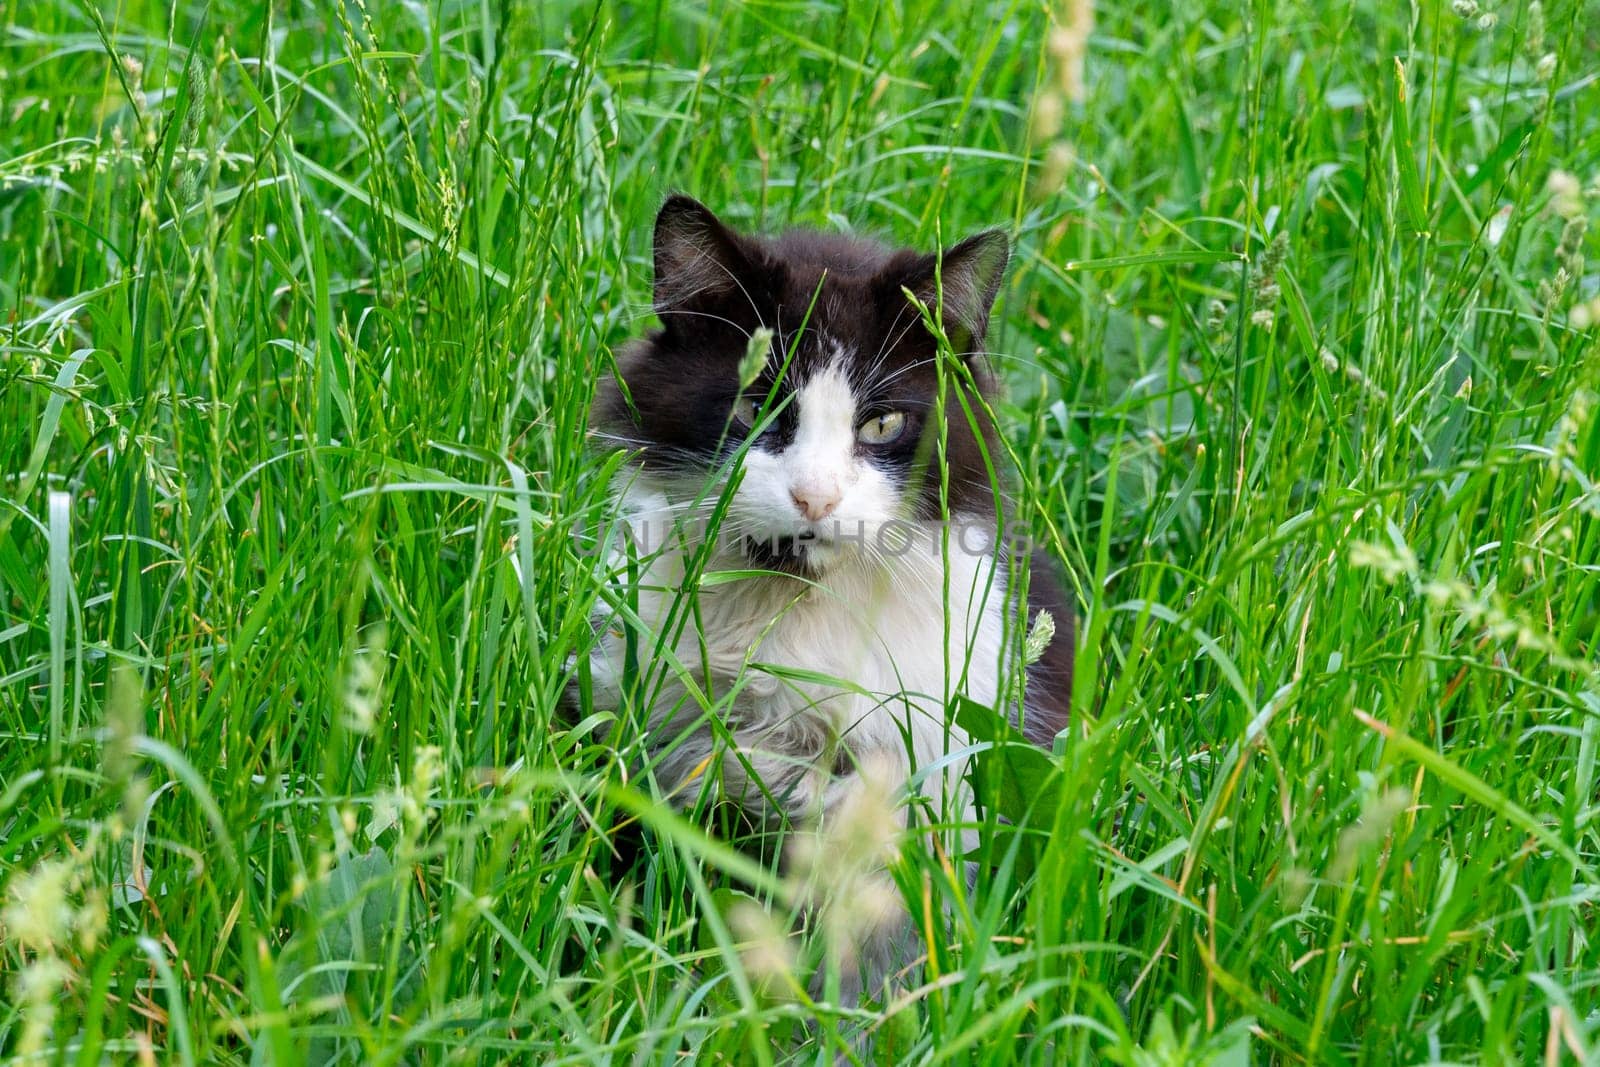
790,484 -> 841,522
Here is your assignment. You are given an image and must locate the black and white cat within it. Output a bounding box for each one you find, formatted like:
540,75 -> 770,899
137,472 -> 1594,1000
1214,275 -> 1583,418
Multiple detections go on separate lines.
585,195 -> 1074,995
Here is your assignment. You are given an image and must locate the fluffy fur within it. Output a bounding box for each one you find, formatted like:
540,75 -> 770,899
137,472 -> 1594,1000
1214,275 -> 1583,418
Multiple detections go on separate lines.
584,195 -> 1075,998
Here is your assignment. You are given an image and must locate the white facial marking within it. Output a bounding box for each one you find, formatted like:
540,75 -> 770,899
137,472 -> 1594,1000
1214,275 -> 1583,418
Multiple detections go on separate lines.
727,338 -> 903,567
787,360 -> 858,521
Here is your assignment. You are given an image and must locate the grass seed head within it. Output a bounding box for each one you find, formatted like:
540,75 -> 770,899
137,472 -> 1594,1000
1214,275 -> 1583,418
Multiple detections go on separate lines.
12,955 -> 71,1056
1025,609 -> 1058,666
728,899 -> 797,995
1547,170 -> 1583,218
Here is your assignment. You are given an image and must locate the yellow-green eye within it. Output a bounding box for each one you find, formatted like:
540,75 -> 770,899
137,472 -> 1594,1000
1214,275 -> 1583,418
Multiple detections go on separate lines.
732,396 -> 759,428
858,411 -> 907,445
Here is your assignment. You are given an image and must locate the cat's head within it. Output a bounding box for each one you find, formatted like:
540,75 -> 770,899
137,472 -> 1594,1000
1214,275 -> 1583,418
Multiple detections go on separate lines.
594,195 -> 1010,576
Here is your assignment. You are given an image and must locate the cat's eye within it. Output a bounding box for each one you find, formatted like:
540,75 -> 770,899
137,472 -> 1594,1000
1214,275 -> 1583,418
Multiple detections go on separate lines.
858,411 -> 907,445
732,396 -> 759,429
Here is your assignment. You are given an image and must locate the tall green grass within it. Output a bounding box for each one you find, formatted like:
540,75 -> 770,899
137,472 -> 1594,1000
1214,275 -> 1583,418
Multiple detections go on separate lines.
2,0 -> 1598,1061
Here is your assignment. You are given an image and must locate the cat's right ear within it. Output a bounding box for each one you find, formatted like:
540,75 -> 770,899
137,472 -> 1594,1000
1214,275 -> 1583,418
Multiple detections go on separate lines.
652,195 -> 753,317
898,230 -> 1010,350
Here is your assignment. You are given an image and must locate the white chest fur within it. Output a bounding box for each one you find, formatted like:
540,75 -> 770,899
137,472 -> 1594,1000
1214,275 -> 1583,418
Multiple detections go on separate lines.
589,485 -> 1018,827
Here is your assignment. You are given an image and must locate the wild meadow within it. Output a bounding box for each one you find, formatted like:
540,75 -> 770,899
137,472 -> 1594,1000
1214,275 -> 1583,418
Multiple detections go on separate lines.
2,0 -> 1599,1061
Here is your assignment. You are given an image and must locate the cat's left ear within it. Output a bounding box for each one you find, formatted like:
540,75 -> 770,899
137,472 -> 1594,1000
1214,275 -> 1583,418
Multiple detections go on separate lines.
900,230 -> 1010,349
652,195 -> 756,318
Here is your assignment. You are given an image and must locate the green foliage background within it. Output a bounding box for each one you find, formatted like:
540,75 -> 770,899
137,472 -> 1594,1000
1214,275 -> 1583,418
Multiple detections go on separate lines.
2,0 -> 1598,1061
